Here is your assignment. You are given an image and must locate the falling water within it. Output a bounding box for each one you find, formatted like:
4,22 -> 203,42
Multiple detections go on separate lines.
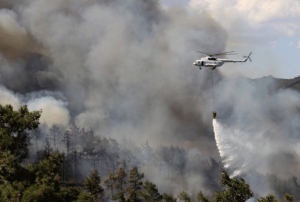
212,119 -> 256,177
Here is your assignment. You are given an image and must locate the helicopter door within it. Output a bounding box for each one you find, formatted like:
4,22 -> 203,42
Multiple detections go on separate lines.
201,61 -> 204,66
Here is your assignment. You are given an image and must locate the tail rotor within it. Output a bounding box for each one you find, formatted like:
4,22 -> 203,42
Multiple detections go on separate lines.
243,52 -> 252,62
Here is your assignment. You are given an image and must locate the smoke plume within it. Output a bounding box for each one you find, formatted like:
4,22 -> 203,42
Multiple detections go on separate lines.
0,0 -> 228,148
0,0 -> 228,195
2,0 -> 300,198
212,76 -> 300,197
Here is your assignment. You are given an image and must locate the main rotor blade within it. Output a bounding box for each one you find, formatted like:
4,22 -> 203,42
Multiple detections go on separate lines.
218,51 -> 235,54
197,51 -> 236,56
197,51 -> 237,57
197,51 -> 211,55
213,53 -> 237,56
212,51 -> 236,56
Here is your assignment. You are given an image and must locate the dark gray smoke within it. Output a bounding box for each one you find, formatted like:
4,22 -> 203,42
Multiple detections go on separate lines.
0,0 -> 227,145
0,0 -> 228,196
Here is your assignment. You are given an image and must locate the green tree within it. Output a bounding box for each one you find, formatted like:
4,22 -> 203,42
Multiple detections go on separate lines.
22,153 -> 64,202
21,184 -> 61,202
75,192 -> 95,202
84,170 -> 104,202
0,105 -> 41,162
0,151 -> 20,183
284,193 -> 293,202
112,192 -> 126,202
35,152 -> 64,186
58,187 -> 81,202
177,191 -> 190,202
214,170 -> 253,202
257,194 -> 279,202
126,167 -> 144,202
283,193 -> 294,202
111,167 -> 127,202
139,181 -> 162,202
0,105 -> 41,201
115,167 -> 127,192
104,173 -> 115,197
197,191 -> 210,202
162,193 -> 177,202
0,182 -> 22,202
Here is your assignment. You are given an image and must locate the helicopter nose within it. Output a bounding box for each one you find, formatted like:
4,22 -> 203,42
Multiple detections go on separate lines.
193,62 -> 197,65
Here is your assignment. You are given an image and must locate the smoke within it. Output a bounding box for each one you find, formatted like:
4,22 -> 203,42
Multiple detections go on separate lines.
0,85 -> 20,108
0,0 -> 228,148
211,76 -> 300,197
3,0 -> 300,198
0,85 -> 70,127
0,8 -> 46,59
27,96 -> 70,126
0,0 -> 229,195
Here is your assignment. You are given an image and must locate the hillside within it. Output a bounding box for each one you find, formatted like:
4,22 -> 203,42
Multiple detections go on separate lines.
276,75 -> 300,91
252,75 -> 300,92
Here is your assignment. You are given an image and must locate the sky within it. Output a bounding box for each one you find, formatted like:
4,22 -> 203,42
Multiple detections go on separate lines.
160,0 -> 300,79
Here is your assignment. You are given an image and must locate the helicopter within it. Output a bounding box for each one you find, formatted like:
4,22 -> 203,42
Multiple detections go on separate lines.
193,51 -> 252,70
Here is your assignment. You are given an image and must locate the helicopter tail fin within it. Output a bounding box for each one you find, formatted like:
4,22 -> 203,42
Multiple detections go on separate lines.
243,52 -> 252,62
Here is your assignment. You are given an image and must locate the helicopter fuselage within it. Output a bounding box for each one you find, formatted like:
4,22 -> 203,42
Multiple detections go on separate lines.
193,57 -> 225,70
193,53 -> 252,70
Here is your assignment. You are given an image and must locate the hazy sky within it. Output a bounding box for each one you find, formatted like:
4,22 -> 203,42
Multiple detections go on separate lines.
160,0 -> 300,79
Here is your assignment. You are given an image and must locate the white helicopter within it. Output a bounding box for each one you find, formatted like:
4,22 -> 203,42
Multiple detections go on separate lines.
193,51 -> 252,70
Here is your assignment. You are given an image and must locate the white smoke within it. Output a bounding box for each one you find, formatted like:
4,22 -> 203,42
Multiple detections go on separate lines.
0,84 -> 70,127
0,85 -> 20,108
27,96 -> 70,127
212,77 -> 300,179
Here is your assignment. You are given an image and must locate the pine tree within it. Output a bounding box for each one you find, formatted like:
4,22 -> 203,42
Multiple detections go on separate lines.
162,193 -> 177,202
257,194 -> 279,202
84,170 -> 104,202
115,167 -> 127,192
139,181 -> 162,202
111,167 -> 127,202
177,191 -> 190,202
20,152 -> 64,201
0,105 -> 41,162
112,192 -> 126,202
104,173 -> 115,197
214,170 -> 253,202
284,193 -> 293,202
35,152 -> 64,186
75,192 -> 95,202
0,104 -> 41,200
126,167 -> 144,202
197,191 -> 210,202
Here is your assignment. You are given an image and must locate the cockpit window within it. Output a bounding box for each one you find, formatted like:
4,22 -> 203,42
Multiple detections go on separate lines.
208,57 -> 216,60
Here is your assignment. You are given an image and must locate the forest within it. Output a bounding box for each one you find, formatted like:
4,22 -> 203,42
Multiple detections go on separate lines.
0,103 -> 298,202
